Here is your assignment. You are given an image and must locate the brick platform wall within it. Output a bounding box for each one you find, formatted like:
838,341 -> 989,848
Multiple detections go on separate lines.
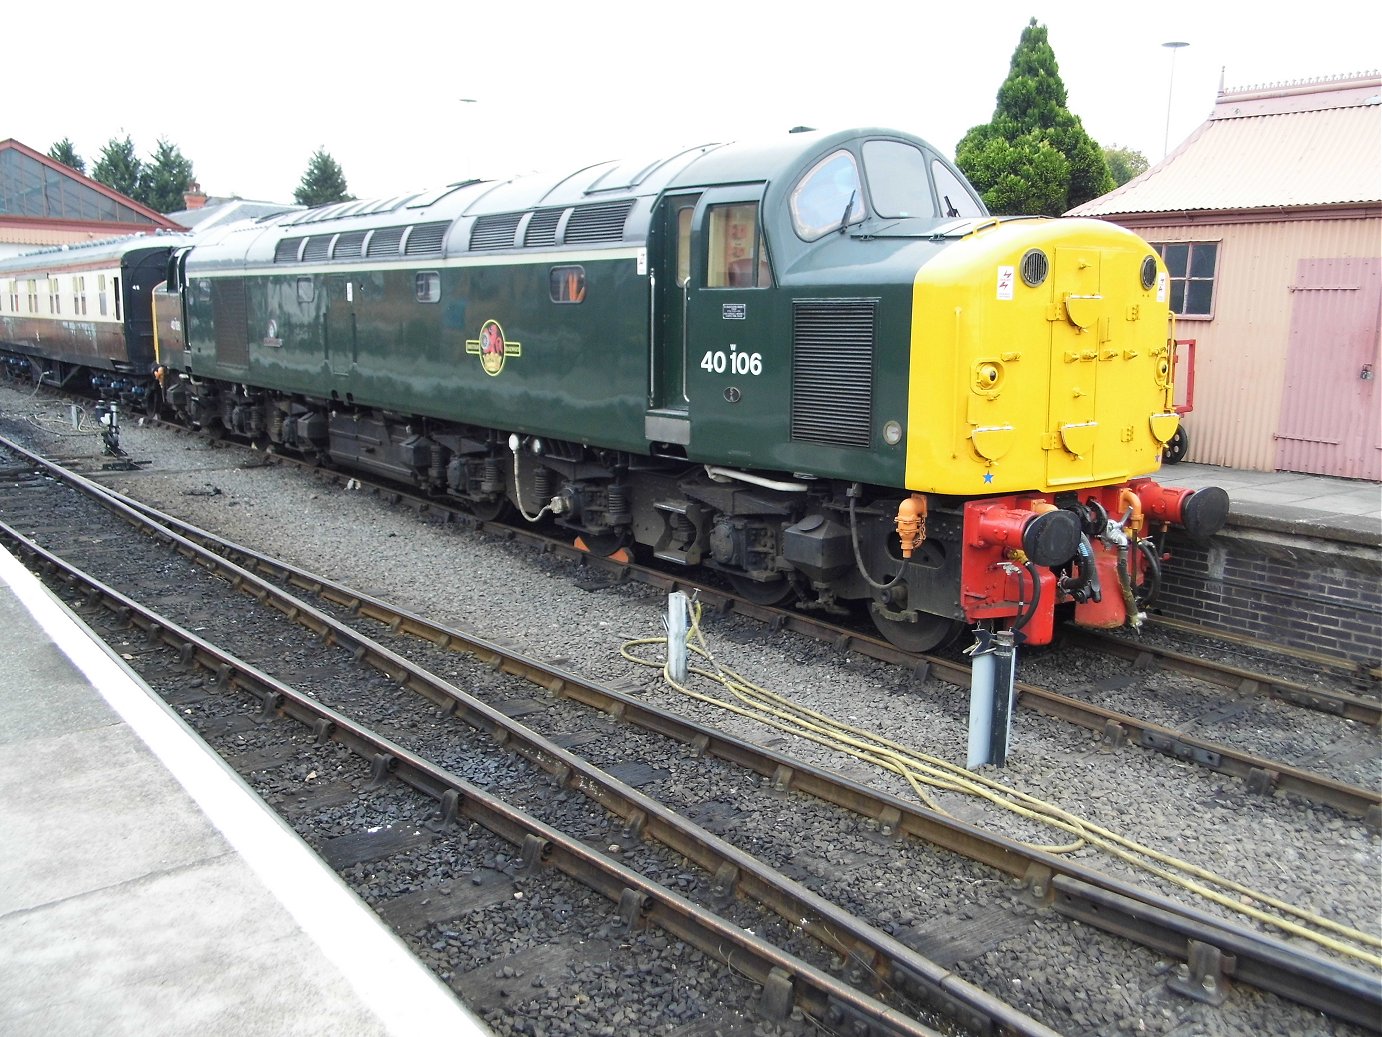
1153,527 -> 1382,667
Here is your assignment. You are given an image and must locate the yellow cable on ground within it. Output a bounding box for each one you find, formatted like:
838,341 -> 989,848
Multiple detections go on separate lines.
620,602 -> 1382,969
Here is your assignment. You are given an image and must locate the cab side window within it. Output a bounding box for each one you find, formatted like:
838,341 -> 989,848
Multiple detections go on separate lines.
706,203 -> 773,288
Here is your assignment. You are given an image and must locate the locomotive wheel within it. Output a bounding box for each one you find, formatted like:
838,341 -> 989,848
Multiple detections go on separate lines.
727,574 -> 797,606
465,497 -> 513,523
577,531 -> 630,558
1163,426 -> 1189,464
871,607 -> 965,654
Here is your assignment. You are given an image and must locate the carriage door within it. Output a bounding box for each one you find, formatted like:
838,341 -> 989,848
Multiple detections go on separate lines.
646,193 -> 700,448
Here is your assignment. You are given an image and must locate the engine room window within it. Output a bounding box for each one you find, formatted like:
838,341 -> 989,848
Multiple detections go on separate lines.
1155,241 -> 1219,318
861,141 -> 937,219
791,150 -> 865,240
415,271 -> 441,303
707,203 -> 772,288
297,277 -> 315,304
931,160 -> 985,218
549,266 -> 586,303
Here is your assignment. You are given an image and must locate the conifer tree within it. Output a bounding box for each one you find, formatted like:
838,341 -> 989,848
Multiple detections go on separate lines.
92,136 -> 143,200
294,148 -> 354,207
139,139 -> 196,213
48,139 -> 86,175
956,19 -> 1114,215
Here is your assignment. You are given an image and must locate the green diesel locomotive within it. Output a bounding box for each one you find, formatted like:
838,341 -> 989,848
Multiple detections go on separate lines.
143,126 -> 1225,649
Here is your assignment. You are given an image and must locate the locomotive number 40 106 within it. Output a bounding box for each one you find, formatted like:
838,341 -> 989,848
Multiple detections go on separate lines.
700,347 -> 763,376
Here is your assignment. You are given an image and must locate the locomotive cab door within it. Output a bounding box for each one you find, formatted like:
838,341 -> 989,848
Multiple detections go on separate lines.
646,192 -> 700,449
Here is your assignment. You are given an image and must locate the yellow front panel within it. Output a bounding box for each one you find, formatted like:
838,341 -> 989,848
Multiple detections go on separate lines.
906,218 -> 1176,496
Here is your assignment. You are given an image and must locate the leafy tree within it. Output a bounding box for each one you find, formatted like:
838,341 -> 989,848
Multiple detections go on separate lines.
139,138 -> 196,213
1103,145 -> 1150,187
91,135 -> 142,200
294,148 -> 354,207
48,139 -> 86,175
956,18 -> 1114,215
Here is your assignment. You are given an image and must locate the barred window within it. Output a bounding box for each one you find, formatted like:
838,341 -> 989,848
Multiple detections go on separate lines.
1155,241 -> 1219,318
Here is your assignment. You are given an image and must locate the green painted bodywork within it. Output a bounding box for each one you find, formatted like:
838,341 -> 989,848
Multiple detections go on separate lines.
179,128 -> 978,491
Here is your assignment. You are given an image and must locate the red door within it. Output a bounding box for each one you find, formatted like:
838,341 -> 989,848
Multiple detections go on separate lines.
1275,257 -> 1381,479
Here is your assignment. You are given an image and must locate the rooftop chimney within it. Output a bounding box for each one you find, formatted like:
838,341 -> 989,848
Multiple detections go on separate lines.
183,181 -> 208,210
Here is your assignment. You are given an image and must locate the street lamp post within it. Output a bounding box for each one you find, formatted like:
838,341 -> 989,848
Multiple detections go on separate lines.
1162,41 -> 1189,158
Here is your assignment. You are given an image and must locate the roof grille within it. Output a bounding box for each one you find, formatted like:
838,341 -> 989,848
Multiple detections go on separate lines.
564,201 -> 634,244
404,221 -> 449,256
274,238 -> 304,263
471,213 -> 522,250
790,299 -> 876,448
302,236 -> 332,262
367,227 -> 404,257
525,208 -> 564,247
333,231 -> 367,259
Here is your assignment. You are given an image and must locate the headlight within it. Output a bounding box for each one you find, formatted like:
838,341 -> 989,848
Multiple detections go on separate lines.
1140,255 -> 1157,290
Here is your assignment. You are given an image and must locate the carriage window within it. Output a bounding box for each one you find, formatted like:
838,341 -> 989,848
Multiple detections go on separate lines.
297,277 -> 315,304
98,274 -> 109,316
707,203 -> 772,288
791,150 -> 865,240
861,141 -> 937,219
549,266 -> 586,303
27,280 -> 38,313
74,276 -> 87,315
49,278 -> 60,314
931,160 -> 985,218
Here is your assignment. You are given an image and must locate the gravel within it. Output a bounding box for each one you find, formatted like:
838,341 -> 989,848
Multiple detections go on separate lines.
3,385 -> 1378,1037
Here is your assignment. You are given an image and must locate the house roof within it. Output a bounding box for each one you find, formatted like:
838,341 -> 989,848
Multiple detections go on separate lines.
167,198 -> 303,232
1068,73 -> 1381,218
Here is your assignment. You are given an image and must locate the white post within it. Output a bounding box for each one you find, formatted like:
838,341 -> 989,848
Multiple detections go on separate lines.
666,591 -> 689,684
966,628 -> 994,769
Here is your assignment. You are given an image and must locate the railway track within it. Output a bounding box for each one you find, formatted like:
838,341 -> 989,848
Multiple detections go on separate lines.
2,432 -> 1379,1036
105,418 -> 1382,828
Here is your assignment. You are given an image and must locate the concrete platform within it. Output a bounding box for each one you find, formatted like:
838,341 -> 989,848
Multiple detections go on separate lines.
0,547 -> 491,1037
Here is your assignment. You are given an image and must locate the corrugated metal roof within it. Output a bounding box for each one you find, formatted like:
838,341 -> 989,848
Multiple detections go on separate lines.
1069,74 -> 1381,217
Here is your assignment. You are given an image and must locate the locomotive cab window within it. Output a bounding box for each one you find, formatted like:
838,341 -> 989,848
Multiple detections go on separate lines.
707,203 -> 772,288
861,140 -> 937,219
415,271 -> 441,303
791,150 -> 865,240
931,159 -> 985,218
549,266 -> 586,303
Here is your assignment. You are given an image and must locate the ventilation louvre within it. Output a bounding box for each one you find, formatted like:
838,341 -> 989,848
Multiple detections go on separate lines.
404,221 -> 449,256
366,227 -> 404,257
302,236 -> 332,262
274,238 -> 304,263
563,201 -> 634,244
471,214 -> 522,250
333,231 -> 367,259
524,208 -> 563,247
790,299 -> 876,448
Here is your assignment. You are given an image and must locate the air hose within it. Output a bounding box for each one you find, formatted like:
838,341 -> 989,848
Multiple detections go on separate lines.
620,604 -> 1382,968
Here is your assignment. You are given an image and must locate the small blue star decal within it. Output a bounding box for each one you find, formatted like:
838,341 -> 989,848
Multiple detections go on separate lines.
983,472 -> 994,484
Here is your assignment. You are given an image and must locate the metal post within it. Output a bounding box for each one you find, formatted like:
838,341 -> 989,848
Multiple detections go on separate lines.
989,629 -> 1018,766
965,628 -> 994,769
666,591 -> 689,684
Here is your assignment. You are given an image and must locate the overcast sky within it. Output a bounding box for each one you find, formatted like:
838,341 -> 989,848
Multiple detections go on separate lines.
11,1 -> 1379,206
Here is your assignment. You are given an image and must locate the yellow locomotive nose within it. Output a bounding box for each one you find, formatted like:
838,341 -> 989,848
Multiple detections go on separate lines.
906,217 -> 1176,496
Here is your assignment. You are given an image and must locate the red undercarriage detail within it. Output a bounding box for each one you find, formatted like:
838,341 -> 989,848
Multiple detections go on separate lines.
960,479 -> 1201,646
